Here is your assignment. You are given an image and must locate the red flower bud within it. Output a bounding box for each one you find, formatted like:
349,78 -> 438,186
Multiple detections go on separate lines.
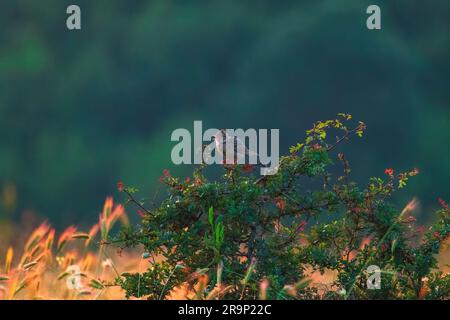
416,226 -> 426,234
438,198 -> 449,209
384,168 -> 394,177
194,177 -> 203,186
275,198 -> 286,211
404,216 -> 416,223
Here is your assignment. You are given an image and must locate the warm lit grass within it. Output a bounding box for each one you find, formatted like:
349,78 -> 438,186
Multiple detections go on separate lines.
0,198 -> 143,300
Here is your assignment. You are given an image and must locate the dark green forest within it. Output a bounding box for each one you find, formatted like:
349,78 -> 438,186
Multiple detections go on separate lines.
0,0 -> 449,227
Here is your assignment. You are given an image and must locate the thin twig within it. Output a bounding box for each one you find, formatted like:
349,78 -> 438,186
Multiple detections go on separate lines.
123,189 -> 153,215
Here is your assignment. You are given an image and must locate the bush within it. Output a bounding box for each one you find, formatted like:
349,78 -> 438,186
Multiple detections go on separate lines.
114,114 -> 450,300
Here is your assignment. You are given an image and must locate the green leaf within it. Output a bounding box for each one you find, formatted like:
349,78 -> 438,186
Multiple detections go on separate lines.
89,279 -> 105,290
289,143 -> 304,154
209,206 -> 214,226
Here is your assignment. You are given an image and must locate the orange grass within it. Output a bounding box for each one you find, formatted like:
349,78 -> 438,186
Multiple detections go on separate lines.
0,198 -> 143,300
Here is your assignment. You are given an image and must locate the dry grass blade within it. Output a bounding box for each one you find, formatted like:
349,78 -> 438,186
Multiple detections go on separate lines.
13,274 -> 38,297
4,247 -> 13,274
206,285 -> 233,300
77,289 -> 92,296
23,261 -> 39,271
0,275 -> 10,281
71,233 -> 90,240
24,222 -> 51,253
57,226 -> 77,252
85,224 -> 99,247
57,271 -> 71,280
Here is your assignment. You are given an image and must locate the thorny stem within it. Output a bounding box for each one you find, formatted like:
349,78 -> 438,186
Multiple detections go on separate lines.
123,189 -> 153,216
326,123 -> 365,153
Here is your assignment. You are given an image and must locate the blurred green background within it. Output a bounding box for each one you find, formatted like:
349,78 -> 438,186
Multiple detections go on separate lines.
0,0 -> 449,227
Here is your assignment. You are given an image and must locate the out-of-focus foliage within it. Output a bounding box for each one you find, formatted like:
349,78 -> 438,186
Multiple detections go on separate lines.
0,0 -> 449,225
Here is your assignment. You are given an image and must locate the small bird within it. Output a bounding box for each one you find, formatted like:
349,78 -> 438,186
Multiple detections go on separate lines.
214,129 -> 259,165
214,129 -> 271,185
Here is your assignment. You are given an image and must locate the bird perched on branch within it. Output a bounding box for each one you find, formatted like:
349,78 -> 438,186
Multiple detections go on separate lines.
214,129 -> 259,165
214,129 -> 270,185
